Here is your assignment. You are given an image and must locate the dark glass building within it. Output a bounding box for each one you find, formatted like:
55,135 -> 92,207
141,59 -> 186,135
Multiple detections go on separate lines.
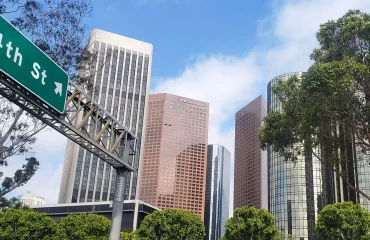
204,144 -> 232,240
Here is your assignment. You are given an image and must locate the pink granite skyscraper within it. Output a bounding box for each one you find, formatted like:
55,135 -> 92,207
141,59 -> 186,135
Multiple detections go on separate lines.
234,95 -> 268,209
139,93 -> 209,220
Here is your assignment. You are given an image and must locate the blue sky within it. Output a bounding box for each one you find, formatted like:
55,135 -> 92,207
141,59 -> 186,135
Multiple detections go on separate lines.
3,0 -> 370,203
87,0 -> 268,81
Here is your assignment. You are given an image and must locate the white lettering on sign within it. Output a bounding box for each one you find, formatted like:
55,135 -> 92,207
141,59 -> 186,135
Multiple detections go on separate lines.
31,62 -> 40,79
2,40 -> 23,67
4,41 -> 23,67
6,41 -> 13,59
41,69 -> 47,85
31,62 -> 47,85
14,47 -> 22,66
179,98 -> 206,107
1,31 -> 48,86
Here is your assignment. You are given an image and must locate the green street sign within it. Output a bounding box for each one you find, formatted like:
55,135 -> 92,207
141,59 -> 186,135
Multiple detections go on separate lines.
0,15 -> 69,114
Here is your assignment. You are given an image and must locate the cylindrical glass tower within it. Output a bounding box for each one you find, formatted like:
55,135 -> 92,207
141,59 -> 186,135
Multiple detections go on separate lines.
267,73 -> 325,240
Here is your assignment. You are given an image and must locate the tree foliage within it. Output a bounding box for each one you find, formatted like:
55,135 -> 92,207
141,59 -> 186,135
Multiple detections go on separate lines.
311,10 -> 370,65
120,231 -> 137,240
259,10 -> 370,201
222,206 -> 280,240
0,196 -> 21,209
0,0 -> 93,197
0,157 -> 39,197
56,213 -> 111,240
0,209 -> 113,240
136,209 -> 205,240
0,208 -> 57,240
1,0 -> 92,79
316,202 -> 370,240
0,196 -> 27,210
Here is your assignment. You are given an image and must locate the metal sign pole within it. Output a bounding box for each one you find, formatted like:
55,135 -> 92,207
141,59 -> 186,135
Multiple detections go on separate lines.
110,167 -> 127,240
110,132 -> 131,240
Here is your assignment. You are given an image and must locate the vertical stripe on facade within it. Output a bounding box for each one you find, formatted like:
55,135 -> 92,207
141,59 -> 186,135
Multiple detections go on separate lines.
65,31 -> 152,204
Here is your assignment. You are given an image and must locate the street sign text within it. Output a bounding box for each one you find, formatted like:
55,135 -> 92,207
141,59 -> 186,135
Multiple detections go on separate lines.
0,15 -> 69,113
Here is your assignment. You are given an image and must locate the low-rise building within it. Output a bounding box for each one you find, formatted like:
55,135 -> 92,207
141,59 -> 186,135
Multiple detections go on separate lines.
20,191 -> 45,206
32,200 -> 158,232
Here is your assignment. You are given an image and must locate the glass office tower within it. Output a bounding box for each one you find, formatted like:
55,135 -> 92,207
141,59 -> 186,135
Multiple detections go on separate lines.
268,72 -> 370,239
204,145 -> 232,240
58,29 -> 153,203
268,73 -> 325,240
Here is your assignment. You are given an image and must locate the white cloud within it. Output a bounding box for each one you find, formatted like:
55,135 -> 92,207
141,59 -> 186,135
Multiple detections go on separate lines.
153,0 -> 370,207
154,0 -> 370,154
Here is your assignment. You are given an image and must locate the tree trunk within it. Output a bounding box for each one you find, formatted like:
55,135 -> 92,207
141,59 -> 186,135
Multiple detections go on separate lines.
339,123 -> 349,201
345,123 -> 357,203
312,151 -> 370,201
0,109 -> 23,146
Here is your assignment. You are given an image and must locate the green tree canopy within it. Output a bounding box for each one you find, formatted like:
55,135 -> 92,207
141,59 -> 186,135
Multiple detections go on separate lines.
223,206 -> 280,240
316,202 -> 370,240
0,196 -> 22,210
311,10 -> 370,65
136,209 -> 205,240
120,231 -> 137,240
57,213 -> 111,240
0,208 -> 57,240
0,157 -> 39,197
259,9 -> 370,201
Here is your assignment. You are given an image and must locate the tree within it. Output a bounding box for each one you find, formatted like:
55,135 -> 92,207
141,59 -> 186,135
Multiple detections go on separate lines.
137,209 -> 205,240
311,10 -> 370,66
0,157 -> 39,197
259,10 -> 370,201
0,208 -> 57,239
120,231 -> 137,240
276,232 -> 296,240
56,213 -> 111,240
316,202 -> 370,240
222,206 -> 280,240
0,0 -> 94,197
0,196 -> 22,210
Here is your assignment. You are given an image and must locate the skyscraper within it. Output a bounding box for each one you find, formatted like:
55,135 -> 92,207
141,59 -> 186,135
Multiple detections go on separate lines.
204,144 -> 232,240
267,72 -> 370,240
59,29 -> 153,203
139,93 -> 209,220
267,72 -> 324,240
234,95 -> 268,210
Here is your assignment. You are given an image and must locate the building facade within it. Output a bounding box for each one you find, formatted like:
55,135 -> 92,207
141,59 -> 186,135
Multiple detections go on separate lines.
32,200 -> 158,232
20,191 -> 45,206
204,145 -> 232,240
139,93 -> 209,220
268,73 -> 325,240
59,29 -> 153,203
234,95 -> 268,210
268,73 -> 370,240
